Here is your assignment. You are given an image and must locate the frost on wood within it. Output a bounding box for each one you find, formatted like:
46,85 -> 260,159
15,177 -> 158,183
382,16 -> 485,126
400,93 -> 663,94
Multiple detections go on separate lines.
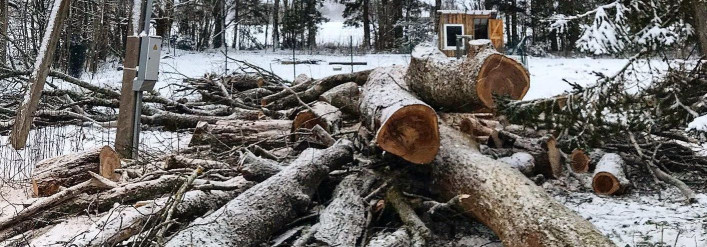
164,140 -> 354,246
498,152 -> 535,176
359,65 -> 439,164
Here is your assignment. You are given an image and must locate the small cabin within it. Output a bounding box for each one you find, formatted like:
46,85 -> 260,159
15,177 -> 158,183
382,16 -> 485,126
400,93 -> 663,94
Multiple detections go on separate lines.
437,10 -> 504,57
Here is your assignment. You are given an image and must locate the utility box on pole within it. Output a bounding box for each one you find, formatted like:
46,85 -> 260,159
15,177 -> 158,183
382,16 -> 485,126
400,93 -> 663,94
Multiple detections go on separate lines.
133,36 -> 162,91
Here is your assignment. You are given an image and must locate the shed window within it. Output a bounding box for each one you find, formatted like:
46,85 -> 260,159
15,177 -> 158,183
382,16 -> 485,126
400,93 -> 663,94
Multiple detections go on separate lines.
474,19 -> 489,39
444,24 -> 464,50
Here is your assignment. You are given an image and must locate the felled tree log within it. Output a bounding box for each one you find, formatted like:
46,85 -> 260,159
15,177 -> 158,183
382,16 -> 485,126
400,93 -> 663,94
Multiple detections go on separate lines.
223,74 -> 265,91
367,228 -> 412,247
292,101 -> 342,136
498,152 -> 535,176
489,130 -> 563,178
319,82 -> 360,116
431,125 -> 613,247
406,42 -> 530,111
165,140 -> 355,246
570,149 -> 591,173
163,155 -> 232,170
263,70 -> 371,109
241,88 -> 274,104
314,171 -> 376,246
385,186 -> 432,247
66,177 -> 255,246
360,66 -> 440,164
31,146 -> 120,197
238,150 -> 283,182
190,119 -> 293,149
592,153 -> 630,195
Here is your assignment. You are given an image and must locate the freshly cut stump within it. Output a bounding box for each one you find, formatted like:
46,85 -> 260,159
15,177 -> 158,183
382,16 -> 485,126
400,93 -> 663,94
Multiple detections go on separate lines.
32,146 -> 120,197
570,149 -> 591,173
407,42 -> 529,111
291,101 -> 342,135
360,66 -> 440,164
592,153 -> 630,195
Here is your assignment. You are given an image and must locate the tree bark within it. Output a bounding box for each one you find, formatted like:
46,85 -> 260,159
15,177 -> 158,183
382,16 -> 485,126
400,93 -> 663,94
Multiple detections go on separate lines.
360,66 -> 439,164
163,155 -> 232,170
498,152 -> 535,176
164,140 -> 355,246
592,153 -> 630,195
692,0 -> 707,55
0,0 -> 7,65
314,171 -> 376,246
189,119 -> 293,149
238,150 -> 283,182
406,42 -> 530,111
273,0 -> 280,50
431,125 -> 614,247
31,146 -> 120,197
489,129 -> 563,178
362,0 -> 371,49
319,82 -> 361,117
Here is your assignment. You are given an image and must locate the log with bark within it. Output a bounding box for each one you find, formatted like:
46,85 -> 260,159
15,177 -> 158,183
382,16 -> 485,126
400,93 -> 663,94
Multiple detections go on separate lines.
592,153 -> 630,195
406,42 -> 530,111
570,149 -> 591,173
189,119 -> 293,149
319,82 -> 361,116
488,129 -> 563,178
360,66 -> 440,164
263,70 -> 371,109
431,125 -> 613,246
291,101 -> 342,137
164,140 -> 355,246
498,152 -> 535,176
31,146 -> 120,197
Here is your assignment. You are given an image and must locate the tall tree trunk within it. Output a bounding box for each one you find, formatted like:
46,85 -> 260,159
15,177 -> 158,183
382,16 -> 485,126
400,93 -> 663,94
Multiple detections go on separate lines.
392,0 -> 402,47
693,0 -> 707,55
213,0 -> 224,48
433,0 -> 440,33
0,0 -> 7,65
273,0 -> 280,50
233,0 -> 240,49
363,0 -> 371,48
305,0 -> 316,48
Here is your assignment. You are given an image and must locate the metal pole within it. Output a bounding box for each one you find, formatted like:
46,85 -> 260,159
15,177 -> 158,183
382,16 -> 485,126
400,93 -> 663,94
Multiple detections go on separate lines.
132,0 -> 154,159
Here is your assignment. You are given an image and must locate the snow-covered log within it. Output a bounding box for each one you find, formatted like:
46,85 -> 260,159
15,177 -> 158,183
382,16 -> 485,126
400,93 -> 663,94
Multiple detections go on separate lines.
189,119 -> 293,149
65,177 -> 255,246
592,153 -> 630,195
360,66 -> 440,164
164,140 -> 355,246
367,228 -> 411,247
489,129 -> 563,178
498,152 -> 535,176
319,82 -> 361,117
386,186 -> 432,247
163,155 -> 232,170
406,42 -> 530,111
313,171 -> 376,246
431,125 -> 613,246
291,101 -> 342,136
31,146 -> 120,197
238,150 -> 283,182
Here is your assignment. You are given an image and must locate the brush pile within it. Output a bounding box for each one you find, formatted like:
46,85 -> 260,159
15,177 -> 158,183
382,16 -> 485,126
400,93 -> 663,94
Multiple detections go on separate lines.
3,42 -> 705,246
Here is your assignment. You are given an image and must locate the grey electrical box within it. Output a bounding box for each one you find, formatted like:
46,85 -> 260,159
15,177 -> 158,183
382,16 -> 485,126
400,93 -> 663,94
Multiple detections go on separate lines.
133,36 -> 162,91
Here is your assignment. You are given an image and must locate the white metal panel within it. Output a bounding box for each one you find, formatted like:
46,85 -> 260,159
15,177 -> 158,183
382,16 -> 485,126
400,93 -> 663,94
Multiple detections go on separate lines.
145,36 -> 162,82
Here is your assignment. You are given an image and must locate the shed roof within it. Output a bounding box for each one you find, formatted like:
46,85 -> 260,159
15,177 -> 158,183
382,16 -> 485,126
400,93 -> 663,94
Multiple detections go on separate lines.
437,10 -> 497,15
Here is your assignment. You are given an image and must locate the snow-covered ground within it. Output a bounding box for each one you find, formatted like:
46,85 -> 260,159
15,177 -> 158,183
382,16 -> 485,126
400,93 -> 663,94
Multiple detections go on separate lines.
0,48 -> 703,246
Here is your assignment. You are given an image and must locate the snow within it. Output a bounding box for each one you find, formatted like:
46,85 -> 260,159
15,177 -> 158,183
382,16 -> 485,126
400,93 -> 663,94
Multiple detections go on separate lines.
687,115 -> 707,132
554,190 -> 707,246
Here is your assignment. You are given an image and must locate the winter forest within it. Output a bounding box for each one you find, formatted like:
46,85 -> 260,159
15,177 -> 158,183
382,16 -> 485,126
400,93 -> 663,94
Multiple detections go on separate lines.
0,0 -> 706,246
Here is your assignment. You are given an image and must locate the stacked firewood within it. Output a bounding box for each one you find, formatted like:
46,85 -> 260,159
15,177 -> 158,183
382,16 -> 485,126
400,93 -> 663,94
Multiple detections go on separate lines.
1,42 -> 630,246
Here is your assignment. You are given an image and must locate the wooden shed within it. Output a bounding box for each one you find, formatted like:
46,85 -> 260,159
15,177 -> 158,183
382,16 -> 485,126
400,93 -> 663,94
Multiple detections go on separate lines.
437,10 -> 504,57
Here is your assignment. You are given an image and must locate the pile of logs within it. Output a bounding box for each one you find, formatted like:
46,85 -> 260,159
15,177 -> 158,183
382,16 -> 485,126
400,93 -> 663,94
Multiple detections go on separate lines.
3,41 -> 674,246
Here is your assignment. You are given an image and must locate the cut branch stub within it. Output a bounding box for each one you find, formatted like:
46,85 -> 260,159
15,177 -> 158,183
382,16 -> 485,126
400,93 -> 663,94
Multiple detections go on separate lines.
406,43 -> 529,111
291,101 -> 342,136
592,153 -> 630,195
360,66 -> 440,164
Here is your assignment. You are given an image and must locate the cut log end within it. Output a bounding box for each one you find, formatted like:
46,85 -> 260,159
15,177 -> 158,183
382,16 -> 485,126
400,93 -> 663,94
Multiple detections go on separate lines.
570,149 -> 590,173
476,54 -> 530,108
375,104 -> 439,164
592,172 -> 622,195
99,146 -> 120,181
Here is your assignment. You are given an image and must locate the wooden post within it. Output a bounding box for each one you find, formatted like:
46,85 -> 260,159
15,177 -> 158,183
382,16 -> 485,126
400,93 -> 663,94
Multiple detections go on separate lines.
9,0 -> 71,150
115,36 -> 140,158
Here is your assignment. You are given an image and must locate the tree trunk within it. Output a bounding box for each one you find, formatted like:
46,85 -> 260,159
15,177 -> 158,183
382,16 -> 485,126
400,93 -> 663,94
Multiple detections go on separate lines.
223,74 -> 265,91
498,152 -> 535,176
363,0 -> 371,49
238,150 -> 283,182
213,0 -> 224,48
592,153 -> 630,195
360,66 -> 440,164
163,155 -> 232,170
0,0 -> 7,65
431,125 -> 614,247
273,0 -> 280,50
692,0 -> 707,55
189,119 -> 293,149
319,82 -> 361,117
164,141 -> 355,246
407,42 -> 530,111
313,171 -> 376,246
488,129 -> 563,178
32,146 -> 120,197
